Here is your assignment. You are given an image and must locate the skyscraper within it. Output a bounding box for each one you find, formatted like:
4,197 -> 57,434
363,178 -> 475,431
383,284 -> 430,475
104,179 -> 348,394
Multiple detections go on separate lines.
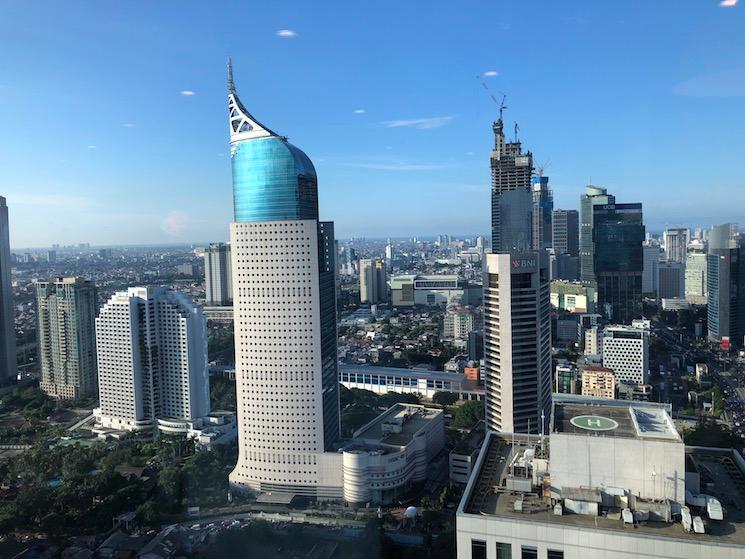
685,251 -> 708,304
642,244 -> 661,296
658,261 -> 685,300
359,258 -> 387,304
593,203 -> 645,323
226,61 -> 341,497
204,242 -> 232,306
663,228 -> 688,264
531,175 -> 553,250
552,209 -> 579,257
483,252 -> 552,433
0,197 -> 15,386
36,277 -> 97,400
95,287 -> 210,431
579,185 -> 615,285
490,117 -> 533,252
707,223 -> 745,349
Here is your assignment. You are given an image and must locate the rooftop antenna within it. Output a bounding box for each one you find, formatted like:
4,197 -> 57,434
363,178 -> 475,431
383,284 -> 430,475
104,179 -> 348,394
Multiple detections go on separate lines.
227,56 -> 235,94
476,76 -> 507,120
514,121 -> 520,143
536,159 -> 551,178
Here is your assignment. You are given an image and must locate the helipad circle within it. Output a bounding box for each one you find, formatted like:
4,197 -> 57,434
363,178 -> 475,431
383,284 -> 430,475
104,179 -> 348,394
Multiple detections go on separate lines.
570,415 -> 619,431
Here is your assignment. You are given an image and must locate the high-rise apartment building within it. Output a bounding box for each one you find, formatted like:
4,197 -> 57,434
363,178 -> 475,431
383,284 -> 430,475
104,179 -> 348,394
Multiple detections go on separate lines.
443,306 -> 479,340
0,197 -> 15,386
95,287 -> 210,431
385,241 -> 393,264
685,251 -> 708,305
579,185 -> 615,285
658,261 -> 685,300
707,223 -> 745,349
359,258 -> 388,304
204,242 -> 232,306
490,116 -> 533,252
225,61 -> 342,497
593,203 -> 644,323
663,227 -> 689,263
531,175 -> 553,250
552,209 -> 579,257
483,252 -> 551,433
36,277 -> 97,400
602,325 -> 649,385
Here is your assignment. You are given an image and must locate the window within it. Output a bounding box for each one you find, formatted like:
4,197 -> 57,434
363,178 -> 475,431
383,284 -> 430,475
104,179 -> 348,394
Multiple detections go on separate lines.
471,539 -> 486,559
521,546 -> 538,559
547,551 -> 564,559
496,542 -> 512,559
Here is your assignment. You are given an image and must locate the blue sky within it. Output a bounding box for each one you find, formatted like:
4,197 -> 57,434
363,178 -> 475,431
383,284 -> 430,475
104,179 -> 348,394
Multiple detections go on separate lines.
1,1 -> 744,248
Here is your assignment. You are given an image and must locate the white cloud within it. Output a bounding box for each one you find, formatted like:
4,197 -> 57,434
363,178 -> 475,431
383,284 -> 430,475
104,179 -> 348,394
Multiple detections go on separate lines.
483,70 -> 499,77
673,69 -> 745,97
721,0 -> 737,7
354,108 -> 366,114
382,116 -> 454,129
87,145 -> 97,149
276,29 -> 297,38
180,90 -> 195,96
122,123 -> 135,128
162,211 -> 188,236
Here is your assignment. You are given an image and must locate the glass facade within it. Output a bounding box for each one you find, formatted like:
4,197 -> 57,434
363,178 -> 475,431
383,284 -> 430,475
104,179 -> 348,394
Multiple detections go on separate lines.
231,137 -> 318,223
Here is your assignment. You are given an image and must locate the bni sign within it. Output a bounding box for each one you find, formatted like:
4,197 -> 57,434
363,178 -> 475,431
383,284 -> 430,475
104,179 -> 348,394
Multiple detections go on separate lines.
569,415 -> 618,431
511,256 -> 537,270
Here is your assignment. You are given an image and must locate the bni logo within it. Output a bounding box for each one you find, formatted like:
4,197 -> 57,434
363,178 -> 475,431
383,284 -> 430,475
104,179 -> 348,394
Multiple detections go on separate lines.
512,258 -> 536,269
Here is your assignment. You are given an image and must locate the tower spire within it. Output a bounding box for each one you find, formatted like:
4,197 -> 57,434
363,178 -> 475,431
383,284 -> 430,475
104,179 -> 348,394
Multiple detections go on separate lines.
227,56 -> 235,94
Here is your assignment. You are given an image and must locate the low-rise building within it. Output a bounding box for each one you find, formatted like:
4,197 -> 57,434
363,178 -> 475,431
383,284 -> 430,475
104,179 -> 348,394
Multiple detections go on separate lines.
580,365 -> 616,399
390,274 -> 480,307
550,281 -> 594,313
450,421 -> 486,485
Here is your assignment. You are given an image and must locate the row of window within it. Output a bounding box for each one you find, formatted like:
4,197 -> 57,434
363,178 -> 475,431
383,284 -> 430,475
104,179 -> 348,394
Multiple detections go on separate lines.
472,540 -> 563,559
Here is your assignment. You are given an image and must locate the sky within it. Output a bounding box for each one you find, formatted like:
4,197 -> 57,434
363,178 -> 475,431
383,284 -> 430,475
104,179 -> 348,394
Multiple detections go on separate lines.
1,1 -> 744,249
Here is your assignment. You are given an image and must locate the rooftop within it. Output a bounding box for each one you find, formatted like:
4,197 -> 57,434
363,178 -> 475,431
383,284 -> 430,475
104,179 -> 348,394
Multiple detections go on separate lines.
460,432 -> 745,547
352,403 -> 442,447
552,398 -> 680,442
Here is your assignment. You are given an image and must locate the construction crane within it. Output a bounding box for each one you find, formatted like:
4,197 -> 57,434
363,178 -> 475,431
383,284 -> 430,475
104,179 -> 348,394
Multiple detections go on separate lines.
476,76 -> 507,120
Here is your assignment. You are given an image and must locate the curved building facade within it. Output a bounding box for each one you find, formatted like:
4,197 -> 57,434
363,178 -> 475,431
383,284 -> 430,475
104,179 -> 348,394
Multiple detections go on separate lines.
226,60 -> 342,498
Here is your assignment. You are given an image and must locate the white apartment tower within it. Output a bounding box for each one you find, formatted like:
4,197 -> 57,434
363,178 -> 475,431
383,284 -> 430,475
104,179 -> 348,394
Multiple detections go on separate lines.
359,258 -> 388,304
483,252 -> 552,433
602,325 -> 649,385
663,227 -> 688,263
226,60 -> 342,498
95,287 -> 210,431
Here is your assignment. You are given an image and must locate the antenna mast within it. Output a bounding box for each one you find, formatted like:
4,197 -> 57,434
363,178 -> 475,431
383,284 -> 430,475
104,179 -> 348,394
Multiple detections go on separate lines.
476,76 -> 507,120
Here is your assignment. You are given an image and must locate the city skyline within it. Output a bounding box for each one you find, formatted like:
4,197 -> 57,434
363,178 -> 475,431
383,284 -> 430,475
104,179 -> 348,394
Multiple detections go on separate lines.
1,1 -> 744,247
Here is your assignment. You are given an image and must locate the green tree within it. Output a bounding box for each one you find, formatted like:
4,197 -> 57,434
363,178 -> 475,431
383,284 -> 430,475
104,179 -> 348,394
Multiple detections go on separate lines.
432,391 -> 459,406
452,401 -> 485,429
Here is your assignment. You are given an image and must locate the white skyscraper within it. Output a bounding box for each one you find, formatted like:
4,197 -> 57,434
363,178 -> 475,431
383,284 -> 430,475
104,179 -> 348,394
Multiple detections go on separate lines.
602,325 -> 649,385
226,61 -> 342,498
685,251 -> 708,305
0,197 -> 15,386
483,252 -> 552,433
663,227 -> 688,263
359,258 -> 388,304
94,287 -> 210,431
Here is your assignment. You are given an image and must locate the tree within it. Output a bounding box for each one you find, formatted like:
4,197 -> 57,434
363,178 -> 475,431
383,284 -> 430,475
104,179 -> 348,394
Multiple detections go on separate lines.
432,391 -> 458,406
137,499 -> 161,526
452,401 -> 485,429
379,391 -> 421,408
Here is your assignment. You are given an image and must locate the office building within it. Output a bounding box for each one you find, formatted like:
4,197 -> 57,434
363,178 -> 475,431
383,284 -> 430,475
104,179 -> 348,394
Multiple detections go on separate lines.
385,241 -> 393,263
359,258 -> 387,304
602,324 -> 649,384
0,197 -> 14,386
592,203 -> 644,323
449,421 -> 486,485
642,244 -> 661,295
663,227 -> 688,263
467,331 -> 483,362
443,305 -> 479,340
531,175 -> 553,250
390,274 -> 479,307
549,280 -> 594,313
658,260 -> 685,300
554,362 -> 579,395
46,250 -> 56,264
490,113 -> 533,252
225,61 -> 342,497
580,365 -> 616,399
35,277 -> 97,400
457,397 -> 745,558
204,243 -> 232,306
707,223 -> 745,349
94,287 -> 210,431
685,251 -> 708,305
579,185 -> 615,284
552,209 -> 579,257
483,252 -> 551,433
553,251 -> 579,281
